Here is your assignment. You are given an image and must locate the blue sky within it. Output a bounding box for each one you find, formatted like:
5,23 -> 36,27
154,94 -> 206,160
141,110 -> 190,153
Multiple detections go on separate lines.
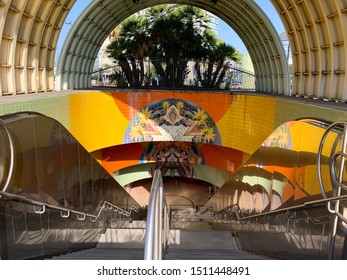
56,0 -> 285,57
219,1 -> 285,54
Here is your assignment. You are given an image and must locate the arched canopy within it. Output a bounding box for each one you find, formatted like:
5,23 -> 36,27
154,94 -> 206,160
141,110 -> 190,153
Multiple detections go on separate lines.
0,0 -> 76,95
1,1 -> 347,100
271,0 -> 347,100
55,0 -> 290,95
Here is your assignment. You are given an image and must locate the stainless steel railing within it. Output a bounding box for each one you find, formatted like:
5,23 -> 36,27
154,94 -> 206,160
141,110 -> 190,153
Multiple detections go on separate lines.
0,119 -> 15,194
317,121 -> 347,259
144,169 -> 169,260
0,190 -> 139,221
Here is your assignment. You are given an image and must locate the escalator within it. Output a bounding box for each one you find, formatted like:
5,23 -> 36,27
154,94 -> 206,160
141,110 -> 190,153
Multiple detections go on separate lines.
0,112 -> 141,260
203,118 -> 347,260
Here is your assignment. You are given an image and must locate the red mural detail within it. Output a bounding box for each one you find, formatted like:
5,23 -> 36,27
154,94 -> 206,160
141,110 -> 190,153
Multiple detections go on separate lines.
99,143 -> 146,173
98,141 -> 243,177
141,142 -> 202,178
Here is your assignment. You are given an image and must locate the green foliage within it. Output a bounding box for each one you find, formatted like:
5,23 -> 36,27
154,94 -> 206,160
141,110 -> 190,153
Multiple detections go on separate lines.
106,5 -> 240,88
109,71 -> 128,87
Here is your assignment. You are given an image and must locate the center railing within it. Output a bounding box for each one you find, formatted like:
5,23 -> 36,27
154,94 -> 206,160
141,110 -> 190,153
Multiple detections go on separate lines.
144,169 -> 169,260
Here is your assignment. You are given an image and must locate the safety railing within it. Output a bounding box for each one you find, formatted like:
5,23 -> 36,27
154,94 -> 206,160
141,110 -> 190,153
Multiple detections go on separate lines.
209,119 -> 347,225
144,169 -> 169,260
0,190 -> 139,221
317,121 -> 347,259
91,58 -> 255,91
220,194 -> 347,222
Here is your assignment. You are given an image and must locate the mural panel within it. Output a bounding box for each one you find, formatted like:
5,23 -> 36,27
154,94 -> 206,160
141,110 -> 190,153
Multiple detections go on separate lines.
123,98 -> 221,144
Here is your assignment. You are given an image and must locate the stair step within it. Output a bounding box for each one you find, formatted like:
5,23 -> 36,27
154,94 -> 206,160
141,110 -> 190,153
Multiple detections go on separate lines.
167,248 -> 267,260
50,229 -> 268,260
50,247 -> 267,260
51,248 -> 144,260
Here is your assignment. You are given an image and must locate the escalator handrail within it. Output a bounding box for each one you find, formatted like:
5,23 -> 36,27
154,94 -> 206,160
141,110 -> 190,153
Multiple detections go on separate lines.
0,111 -> 44,122
317,121 -> 347,198
295,117 -> 346,130
0,119 -> 15,194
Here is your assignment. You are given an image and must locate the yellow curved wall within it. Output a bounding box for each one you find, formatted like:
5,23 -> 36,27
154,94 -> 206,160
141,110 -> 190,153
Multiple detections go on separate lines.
68,91 -> 277,154
0,90 -> 345,158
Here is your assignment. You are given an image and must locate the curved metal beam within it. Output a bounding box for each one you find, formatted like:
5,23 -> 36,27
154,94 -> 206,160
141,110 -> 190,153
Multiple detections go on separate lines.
272,0 -> 347,100
0,0 -> 75,95
55,0 -> 290,95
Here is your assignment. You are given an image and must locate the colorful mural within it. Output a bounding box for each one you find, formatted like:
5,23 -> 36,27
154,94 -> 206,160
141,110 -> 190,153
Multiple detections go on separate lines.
141,142 -> 204,178
97,142 -> 243,181
263,122 -> 292,149
68,91 -> 278,154
69,91 -> 277,182
123,98 -> 221,144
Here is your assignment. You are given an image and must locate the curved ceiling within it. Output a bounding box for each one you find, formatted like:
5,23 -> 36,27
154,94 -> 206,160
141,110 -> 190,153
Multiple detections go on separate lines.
55,0 -> 290,94
271,0 -> 347,100
0,1 -> 346,100
0,0 -> 75,95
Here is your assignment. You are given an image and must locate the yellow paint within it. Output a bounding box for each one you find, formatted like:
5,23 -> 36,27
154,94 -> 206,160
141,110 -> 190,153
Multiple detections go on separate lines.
69,91 -> 278,155
70,91 -> 239,153
289,121 -> 338,156
69,91 -> 128,152
303,164 -> 332,194
218,94 -> 276,154
68,91 -> 337,159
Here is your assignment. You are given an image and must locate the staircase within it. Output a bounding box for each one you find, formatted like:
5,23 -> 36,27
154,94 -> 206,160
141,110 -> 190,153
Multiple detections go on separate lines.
50,228 -> 268,260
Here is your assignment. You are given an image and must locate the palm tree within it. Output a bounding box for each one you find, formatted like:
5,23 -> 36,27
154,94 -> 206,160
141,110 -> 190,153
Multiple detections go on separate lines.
147,5 -> 212,87
120,16 -> 151,86
176,5 -> 209,58
146,5 -> 181,86
106,39 -> 133,86
195,30 -> 240,88
174,5 -> 210,87
106,4 -> 240,89
106,16 -> 150,87
210,42 -> 240,87
194,29 -> 217,87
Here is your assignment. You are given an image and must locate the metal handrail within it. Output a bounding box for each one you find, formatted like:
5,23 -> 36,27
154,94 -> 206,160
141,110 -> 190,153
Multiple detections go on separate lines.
212,121 -> 347,224
216,193 -> 347,223
329,151 -> 347,198
317,121 -> 347,223
316,121 -> 347,259
0,119 -> 15,194
0,190 -> 139,221
144,169 -> 169,260
317,121 -> 347,198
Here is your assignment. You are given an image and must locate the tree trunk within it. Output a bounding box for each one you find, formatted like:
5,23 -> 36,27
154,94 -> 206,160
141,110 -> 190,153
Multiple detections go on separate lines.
176,60 -> 188,87
215,63 -> 230,87
212,61 -> 223,87
118,55 -> 133,86
194,61 -> 201,87
151,60 -> 168,86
